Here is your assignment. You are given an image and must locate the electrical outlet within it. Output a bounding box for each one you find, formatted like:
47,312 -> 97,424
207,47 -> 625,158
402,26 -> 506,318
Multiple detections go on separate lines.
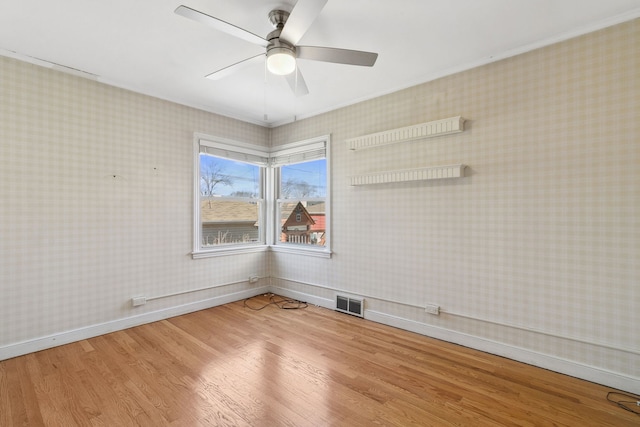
131,296 -> 146,307
249,275 -> 259,283
425,304 -> 440,315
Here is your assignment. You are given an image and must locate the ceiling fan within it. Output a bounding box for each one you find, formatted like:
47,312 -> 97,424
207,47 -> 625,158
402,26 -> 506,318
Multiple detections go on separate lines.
175,0 -> 378,96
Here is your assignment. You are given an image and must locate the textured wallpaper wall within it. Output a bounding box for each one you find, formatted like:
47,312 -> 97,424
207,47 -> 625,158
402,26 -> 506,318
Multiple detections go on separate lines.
0,18 -> 637,392
0,56 -> 269,349
270,19 -> 639,386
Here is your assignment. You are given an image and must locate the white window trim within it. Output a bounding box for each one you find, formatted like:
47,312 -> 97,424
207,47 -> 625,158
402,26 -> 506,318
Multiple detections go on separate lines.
192,133 -> 331,259
192,134 -> 269,259
269,135 -> 331,258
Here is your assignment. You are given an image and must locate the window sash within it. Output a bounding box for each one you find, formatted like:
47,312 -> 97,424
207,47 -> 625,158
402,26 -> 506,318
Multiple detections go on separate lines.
271,137 -> 329,252
200,198 -> 264,247
194,137 -> 269,255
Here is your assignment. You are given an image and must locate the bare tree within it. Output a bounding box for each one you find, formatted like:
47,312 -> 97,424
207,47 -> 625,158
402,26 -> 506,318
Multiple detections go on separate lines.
281,177 -> 315,198
200,161 -> 232,196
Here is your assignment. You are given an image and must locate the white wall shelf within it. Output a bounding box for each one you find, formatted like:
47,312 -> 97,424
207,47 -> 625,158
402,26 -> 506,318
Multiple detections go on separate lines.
346,116 -> 465,151
350,164 -> 466,186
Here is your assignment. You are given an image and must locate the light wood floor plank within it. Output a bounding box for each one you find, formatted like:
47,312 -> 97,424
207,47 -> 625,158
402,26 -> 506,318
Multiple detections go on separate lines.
1,294 -> 637,426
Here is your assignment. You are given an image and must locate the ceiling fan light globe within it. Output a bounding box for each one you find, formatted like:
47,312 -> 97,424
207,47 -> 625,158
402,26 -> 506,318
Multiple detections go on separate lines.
267,48 -> 296,75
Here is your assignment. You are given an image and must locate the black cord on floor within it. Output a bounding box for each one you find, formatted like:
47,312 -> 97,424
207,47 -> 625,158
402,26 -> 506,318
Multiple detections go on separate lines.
606,391 -> 640,416
243,294 -> 308,311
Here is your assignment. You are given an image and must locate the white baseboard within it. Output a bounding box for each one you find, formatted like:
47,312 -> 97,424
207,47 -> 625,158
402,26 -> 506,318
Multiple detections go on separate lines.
364,309 -> 640,395
268,283 -> 640,394
2,284 -> 638,395
0,286 -> 269,361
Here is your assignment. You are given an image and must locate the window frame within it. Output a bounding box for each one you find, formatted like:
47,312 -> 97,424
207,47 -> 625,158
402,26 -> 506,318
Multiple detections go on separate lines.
269,135 -> 331,258
192,133 -> 331,259
193,134 -> 269,259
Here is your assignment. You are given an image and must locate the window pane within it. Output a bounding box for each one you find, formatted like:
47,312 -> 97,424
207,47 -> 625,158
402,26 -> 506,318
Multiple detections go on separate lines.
280,159 -> 326,198
278,158 -> 326,247
201,199 -> 261,247
200,154 -> 261,198
199,154 -> 263,248
278,200 -> 326,246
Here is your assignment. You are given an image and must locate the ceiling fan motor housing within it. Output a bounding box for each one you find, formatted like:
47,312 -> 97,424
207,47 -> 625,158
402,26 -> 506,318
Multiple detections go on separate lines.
266,9 -> 295,56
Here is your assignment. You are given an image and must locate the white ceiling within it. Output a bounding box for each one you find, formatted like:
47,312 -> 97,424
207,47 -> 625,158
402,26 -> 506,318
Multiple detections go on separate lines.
2,0 -> 639,127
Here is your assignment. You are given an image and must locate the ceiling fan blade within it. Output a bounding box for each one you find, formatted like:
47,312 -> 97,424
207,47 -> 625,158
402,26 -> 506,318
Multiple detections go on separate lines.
279,0 -> 328,46
284,67 -> 309,97
205,54 -> 264,80
175,5 -> 269,47
296,46 -> 378,66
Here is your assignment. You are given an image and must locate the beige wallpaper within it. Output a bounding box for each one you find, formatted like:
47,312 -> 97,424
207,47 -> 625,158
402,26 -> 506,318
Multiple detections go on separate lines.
0,56 -> 269,347
270,19 -> 639,384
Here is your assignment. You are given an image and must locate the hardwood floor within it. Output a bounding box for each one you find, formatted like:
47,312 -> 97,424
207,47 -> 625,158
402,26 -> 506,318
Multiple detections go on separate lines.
1,294 -> 638,426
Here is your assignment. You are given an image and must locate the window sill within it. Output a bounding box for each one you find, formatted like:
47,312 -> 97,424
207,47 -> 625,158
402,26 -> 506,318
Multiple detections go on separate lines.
192,244 -> 269,259
269,245 -> 332,259
192,244 -> 332,259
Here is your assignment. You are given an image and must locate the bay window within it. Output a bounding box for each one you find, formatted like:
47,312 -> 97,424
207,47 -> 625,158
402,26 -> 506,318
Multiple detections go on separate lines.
193,134 -> 329,258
